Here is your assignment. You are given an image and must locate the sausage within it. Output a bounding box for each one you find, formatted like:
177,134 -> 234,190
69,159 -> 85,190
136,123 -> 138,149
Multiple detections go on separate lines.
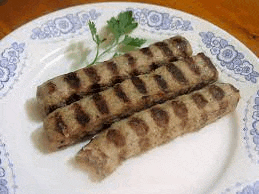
44,53 -> 218,150
36,36 -> 192,115
75,83 -> 240,180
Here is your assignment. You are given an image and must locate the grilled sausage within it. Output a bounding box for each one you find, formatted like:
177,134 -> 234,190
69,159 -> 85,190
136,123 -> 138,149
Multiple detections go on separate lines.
44,53 -> 218,150
75,83 -> 240,180
37,36 -> 192,115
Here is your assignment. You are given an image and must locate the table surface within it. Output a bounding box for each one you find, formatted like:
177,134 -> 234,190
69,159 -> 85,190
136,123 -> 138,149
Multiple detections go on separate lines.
0,0 -> 258,57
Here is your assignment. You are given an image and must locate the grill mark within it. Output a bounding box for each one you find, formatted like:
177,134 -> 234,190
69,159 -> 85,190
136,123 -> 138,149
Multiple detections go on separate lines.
124,53 -> 136,68
111,76 -> 124,85
150,107 -> 169,128
106,61 -> 119,75
129,69 -> 140,77
101,123 -> 112,130
153,74 -> 168,93
82,149 -> 108,166
64,72 -> 81,89
114,84 -> 130,103
131,76 -> 147,94
46,82 -> 56,94
89,83 -> 102,93
55,112 -> 67,135
191,93 -> 208,109
166,63 -> 188,84
48,94 -> 83,114
170,37 -> 188,56
92,93 -> 109,114
140,47 -> 153,57
169,56 -> 178,62
171,100 -> 188,119
218,101 -> 229,116
65,93 -> 82,105
139,138 -> 150,152
83,66 -> 100,83
128,117 -> 149,137
72,103 -> 90,127
149,62 -> 161,71
47,105 -> 58,115
141,95 -> 152,108
184,57 -> 201,75
106,129 -> 126,147
197,53 -> 218,79
154,42 -> 173,57
209,85 -> 225,101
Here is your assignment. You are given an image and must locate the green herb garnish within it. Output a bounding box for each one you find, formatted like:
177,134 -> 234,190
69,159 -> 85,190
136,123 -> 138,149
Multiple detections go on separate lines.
87,11 -> 146,66
121,35 -> 147,47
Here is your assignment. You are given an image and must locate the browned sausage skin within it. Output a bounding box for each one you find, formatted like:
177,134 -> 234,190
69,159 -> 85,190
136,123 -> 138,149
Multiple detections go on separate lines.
76,83 -> 240,180
44,53 -> 218,151
37,36 -> 193,115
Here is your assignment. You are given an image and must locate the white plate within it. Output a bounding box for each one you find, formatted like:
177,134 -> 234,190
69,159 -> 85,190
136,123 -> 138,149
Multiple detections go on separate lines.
0,2 -> 259,194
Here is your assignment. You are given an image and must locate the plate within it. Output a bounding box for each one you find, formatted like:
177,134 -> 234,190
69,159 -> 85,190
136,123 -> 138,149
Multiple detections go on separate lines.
0,2 -> 259,194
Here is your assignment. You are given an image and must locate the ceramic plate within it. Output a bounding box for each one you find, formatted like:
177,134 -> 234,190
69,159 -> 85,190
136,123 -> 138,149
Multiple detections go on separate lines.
0,2 -> 258,194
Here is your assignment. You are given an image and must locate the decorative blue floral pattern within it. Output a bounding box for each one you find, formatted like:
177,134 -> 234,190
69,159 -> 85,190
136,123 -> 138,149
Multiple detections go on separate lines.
0,42 -> 25,98
30,9 -> 101,39
221,181 -> 259,194
0,179 -> 8,194
236,181 -> 259,194
199,32 -> 259,83
0,138 -> 17,194
126,8 -> 193,31
251,91 -> 259,152
243,91 -> 259,164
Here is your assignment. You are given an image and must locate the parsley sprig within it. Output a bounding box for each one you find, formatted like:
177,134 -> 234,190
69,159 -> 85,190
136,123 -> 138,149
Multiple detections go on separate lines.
88,11 -> 146,66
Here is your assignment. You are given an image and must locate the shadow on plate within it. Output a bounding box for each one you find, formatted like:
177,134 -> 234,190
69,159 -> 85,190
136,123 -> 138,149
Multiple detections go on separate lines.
31,126 -> 52,154
25,98 -> 45,123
